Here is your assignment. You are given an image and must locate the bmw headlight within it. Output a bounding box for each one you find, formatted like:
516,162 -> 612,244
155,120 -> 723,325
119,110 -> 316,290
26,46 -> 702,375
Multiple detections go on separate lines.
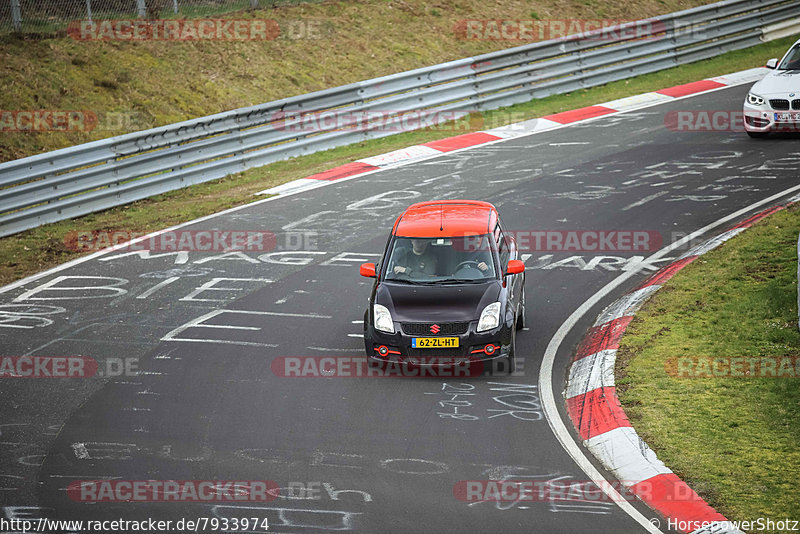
477,302 -> 501,332
747,93 -> 765,106
373,304 -> 394,333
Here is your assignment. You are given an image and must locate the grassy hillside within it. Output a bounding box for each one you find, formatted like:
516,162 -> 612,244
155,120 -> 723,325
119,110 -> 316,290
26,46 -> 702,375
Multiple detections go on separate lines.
0,0 -> 715,161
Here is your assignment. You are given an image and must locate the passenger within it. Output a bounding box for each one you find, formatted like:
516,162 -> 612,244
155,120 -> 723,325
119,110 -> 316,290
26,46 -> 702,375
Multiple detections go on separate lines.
393,239 -> 438,276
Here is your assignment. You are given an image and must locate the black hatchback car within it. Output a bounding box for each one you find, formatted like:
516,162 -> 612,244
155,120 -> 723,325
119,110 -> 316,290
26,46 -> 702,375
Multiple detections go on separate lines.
359,200 -> 525,374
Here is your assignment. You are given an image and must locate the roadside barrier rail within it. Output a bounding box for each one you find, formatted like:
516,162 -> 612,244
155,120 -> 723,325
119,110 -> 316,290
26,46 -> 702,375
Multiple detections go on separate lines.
1,0 -> 797,236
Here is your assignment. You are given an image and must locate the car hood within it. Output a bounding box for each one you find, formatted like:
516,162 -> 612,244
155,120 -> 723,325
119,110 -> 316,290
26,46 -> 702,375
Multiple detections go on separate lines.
750,70 -> 800,96
376,280 -> 501,323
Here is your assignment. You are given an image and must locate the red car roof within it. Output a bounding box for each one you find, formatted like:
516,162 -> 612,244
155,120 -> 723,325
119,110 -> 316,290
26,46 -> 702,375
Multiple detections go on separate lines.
392,200 -> 497,237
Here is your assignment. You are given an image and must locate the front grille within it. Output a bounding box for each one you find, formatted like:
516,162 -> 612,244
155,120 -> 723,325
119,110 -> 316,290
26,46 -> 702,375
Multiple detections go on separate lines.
793,99 -> 800,110
401,322 -> 470,335
770,99 -> 790,110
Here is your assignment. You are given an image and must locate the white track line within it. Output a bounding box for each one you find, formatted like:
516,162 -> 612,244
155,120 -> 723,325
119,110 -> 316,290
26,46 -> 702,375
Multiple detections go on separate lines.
539,182 -> 800,533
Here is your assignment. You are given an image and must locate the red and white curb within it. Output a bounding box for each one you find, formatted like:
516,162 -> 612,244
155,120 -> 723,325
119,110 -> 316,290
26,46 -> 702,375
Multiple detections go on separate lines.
256,67 -> 767,197
565,202 -> 793,534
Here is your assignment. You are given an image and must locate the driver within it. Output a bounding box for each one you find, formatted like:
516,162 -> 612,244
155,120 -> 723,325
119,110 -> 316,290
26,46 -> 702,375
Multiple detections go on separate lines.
393,239 -> 437,276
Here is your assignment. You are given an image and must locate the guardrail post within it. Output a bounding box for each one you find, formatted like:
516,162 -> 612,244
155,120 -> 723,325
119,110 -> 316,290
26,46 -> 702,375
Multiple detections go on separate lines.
9,0 -> 22,32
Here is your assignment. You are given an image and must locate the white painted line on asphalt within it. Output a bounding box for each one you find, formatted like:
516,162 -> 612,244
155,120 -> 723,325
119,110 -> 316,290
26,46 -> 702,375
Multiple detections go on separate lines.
621,191 -> 670,211
357,145 -> 441,166
539,182 -> 800,533
162,308 -> 332,347
256,178 -> 328,196
678,228 -> 746,259
599,92 -> 673,111
708,67 -> 769,86
136,276 -> 180,299
549,142 -> 590,146
483,117 -> 561,138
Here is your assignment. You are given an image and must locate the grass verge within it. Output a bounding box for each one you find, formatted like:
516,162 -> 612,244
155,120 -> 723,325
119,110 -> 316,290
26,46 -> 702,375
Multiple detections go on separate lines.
616,204 -> 800,528
0,0 -> 715,162
0,34 -> 797,287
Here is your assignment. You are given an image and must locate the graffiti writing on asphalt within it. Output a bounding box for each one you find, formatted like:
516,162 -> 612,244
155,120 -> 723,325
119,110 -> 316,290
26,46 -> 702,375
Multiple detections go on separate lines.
425,382 -> 542,421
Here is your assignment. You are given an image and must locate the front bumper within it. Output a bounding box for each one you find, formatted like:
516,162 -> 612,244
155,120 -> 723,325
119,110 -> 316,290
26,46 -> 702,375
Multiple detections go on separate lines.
743,103 -> 800,133
363,320 -> 512,366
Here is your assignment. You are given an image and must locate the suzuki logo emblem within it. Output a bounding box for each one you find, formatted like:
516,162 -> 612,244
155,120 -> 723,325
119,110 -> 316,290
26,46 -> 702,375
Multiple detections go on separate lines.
430,324 -> 441,334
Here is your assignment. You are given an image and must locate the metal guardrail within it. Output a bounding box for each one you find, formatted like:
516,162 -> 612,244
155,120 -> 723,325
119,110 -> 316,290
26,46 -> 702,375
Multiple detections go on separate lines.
1,0 -> 798,237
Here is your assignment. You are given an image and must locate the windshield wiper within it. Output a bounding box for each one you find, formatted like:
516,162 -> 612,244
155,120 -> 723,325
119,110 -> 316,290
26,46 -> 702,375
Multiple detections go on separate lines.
432,278 -> 487,284
386,278 -> 488,285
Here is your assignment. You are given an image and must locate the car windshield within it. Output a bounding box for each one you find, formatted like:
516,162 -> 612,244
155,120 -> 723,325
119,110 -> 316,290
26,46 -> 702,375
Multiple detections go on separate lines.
384,235 -> 497,283
778,44 -> 800,70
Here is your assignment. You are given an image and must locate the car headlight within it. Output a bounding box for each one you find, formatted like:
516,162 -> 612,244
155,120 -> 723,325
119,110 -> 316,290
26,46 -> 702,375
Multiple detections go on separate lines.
373,304 -> 394,333
747,93 -> 765,106
477,302 -> 501,332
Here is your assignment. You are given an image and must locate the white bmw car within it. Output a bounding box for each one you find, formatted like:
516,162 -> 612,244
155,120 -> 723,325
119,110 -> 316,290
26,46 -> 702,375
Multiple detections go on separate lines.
743,37 -> 800,138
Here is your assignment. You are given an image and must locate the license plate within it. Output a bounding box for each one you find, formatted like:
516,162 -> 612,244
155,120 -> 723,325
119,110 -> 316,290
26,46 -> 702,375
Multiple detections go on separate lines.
774,112 -> 800,122
412,337 -> 459,348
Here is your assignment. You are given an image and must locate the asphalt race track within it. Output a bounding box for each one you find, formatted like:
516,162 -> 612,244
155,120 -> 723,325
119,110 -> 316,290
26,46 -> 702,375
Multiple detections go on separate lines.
1,83 -> 798,534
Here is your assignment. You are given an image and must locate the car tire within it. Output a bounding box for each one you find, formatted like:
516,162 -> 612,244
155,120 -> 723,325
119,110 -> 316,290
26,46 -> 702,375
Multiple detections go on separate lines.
506,327 -> 517,375
490,327 -> 516,376
515,282 -> 526,331
747,130 -> 769,138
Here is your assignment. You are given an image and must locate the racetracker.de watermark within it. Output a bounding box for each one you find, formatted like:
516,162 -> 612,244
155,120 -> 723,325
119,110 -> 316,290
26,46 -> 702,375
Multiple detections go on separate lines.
454,19 -> 667,41
0,110 -> 98,132
454,479 -> 706,502
63,229 -> 279,253
267,109 -> 551,133
0,356 -> 94,378
457,230 -> 662,252
67,19 -> 325,41
1,110 -> 151,133
269,109 -> 480,133
666,356 -> 800,378
665,110 -> 800,132
272,356 -> 491,378
0,356 -> 138,378
67,19 -> 280,41
67,480 -> 279,502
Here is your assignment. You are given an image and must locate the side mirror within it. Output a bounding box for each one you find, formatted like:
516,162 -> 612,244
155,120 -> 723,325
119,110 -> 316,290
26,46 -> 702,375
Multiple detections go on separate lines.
505,259 -> 525,275
360,262 -> 377,278
766,58 -> 778,69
